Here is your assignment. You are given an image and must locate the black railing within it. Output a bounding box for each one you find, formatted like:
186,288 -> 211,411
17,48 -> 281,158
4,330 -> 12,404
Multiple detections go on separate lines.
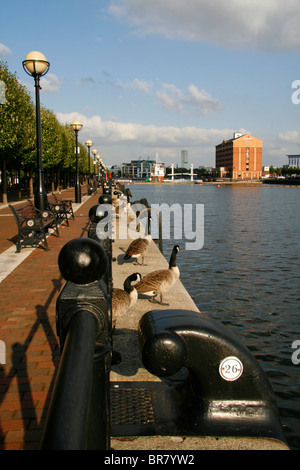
40,309 -> 110,450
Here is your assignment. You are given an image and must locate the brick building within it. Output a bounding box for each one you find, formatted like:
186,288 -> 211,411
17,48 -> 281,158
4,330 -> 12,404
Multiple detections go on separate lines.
215,133 -> 262,180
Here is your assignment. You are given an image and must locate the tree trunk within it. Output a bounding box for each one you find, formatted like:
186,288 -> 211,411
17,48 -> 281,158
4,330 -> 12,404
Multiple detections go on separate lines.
56,167 -> 61,192
29,169 -> 33,198
51,169 -> 55,192
2,159 -> 8,204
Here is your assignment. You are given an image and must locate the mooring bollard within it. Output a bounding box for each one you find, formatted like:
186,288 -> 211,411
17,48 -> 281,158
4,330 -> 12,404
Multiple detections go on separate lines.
39,238 -> 111,450
88,196 -> 113,322
138,308 -> 287,443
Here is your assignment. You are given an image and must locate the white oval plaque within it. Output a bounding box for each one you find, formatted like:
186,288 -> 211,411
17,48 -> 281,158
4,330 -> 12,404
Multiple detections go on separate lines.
219,356 -> 243,382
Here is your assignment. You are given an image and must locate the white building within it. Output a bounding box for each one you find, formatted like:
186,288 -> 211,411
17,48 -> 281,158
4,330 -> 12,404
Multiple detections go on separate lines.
287,155 -> 300,168
151,153 -> 165,182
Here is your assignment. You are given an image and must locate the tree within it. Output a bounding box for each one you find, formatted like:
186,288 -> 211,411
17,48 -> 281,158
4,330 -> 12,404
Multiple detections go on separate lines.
0,61 -> 90,200
0,61 -> 34,203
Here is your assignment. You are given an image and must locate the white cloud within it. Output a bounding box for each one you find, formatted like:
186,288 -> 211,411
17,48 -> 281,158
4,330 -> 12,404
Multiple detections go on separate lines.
117,78 -> 153,94
41,73 -> 63,93
56,110 -> 241,164
278,130 -> 300,144
0,43 -> 11,58
108,0 -> 300,52
156,84 -> 184,112
156,83 -> 221,114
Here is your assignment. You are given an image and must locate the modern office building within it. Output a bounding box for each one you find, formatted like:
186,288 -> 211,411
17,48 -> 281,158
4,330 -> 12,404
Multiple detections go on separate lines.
215,133 -> 262,180
181,150 -> 188,169
121,158 -> 166,180
287,155 -> 300,168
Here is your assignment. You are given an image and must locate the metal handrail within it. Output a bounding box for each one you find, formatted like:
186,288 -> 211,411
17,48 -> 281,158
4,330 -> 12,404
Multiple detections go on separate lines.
40,309 -> 110,450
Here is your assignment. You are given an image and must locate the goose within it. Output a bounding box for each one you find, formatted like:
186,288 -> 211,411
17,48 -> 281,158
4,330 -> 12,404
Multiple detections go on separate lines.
135,245 -> 180,305
126,202 -> 139,225
124,234 -> 152,265
112,272 -> 142,327
125,188 -> 132,202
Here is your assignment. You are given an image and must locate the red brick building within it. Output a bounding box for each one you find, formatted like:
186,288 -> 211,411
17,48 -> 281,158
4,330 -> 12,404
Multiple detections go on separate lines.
215,133 -> 262,180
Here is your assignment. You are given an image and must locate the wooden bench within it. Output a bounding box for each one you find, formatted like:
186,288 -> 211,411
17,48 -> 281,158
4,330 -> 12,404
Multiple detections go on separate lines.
47,193 -> 74,226
9,201 -> 60,253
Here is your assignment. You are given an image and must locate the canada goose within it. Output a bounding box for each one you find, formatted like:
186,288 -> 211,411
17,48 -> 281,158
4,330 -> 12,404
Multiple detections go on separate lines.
125,188 -> 132,202
135,245 -> 180,305
112,272 -> 142,327
126,202 -> 139,225
124,234 -> 152,265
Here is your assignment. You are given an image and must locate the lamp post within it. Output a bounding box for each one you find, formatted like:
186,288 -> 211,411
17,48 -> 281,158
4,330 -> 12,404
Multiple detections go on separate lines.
22,51 -> 50,210
92,149 -> 97,190
92,149 -> 97,174
71,120 -> 83,203
85,139 -> 93,193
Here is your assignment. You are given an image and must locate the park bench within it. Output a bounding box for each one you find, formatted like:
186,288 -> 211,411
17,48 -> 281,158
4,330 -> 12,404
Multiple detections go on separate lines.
47,193 -> 74,226
9,201 -> 60,253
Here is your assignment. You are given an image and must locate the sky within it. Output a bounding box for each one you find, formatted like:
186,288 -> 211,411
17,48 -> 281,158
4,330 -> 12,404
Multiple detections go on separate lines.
1,0 -> 300,169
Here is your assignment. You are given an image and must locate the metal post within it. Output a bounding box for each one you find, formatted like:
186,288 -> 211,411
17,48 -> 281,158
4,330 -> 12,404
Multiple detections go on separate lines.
75,130 -> 81,203
34,74 -> 47,210
88,146 -> 91,191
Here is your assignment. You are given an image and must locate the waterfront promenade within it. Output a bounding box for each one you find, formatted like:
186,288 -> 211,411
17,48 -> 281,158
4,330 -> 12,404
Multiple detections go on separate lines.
0,186 -> 100,449
0,186 -> 289,450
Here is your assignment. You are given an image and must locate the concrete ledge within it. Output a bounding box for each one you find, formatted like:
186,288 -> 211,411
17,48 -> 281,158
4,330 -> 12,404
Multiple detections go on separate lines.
111,435 -> 289,451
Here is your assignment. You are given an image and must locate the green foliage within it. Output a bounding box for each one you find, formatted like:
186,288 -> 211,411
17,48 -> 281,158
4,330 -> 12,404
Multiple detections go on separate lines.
0,61 -> 35,166
0,61 -> 88,174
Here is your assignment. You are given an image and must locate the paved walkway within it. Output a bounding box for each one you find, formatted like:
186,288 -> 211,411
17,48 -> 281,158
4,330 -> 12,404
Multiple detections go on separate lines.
0,186 -> 101,450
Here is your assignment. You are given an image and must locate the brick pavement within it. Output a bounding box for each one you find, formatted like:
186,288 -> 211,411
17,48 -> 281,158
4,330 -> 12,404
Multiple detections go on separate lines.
0,187 -> 101,450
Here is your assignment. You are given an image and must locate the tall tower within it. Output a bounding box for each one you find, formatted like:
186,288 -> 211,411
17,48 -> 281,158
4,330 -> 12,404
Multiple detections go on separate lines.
181,150 -> 188,169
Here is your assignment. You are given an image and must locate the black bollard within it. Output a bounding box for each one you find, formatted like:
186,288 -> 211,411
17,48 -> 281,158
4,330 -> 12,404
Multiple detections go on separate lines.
139,308 -> 287,444
99,193 -> 112,205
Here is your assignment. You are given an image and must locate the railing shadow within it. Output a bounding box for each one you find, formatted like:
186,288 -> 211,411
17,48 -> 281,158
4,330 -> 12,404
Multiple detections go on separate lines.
0,277 -> 62,449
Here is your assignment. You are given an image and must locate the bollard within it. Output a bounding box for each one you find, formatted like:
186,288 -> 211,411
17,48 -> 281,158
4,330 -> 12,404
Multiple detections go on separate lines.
88,197 -> 116,362
40,238 -> 111,450
99,193 -> 112,205
138,309 -> 287,443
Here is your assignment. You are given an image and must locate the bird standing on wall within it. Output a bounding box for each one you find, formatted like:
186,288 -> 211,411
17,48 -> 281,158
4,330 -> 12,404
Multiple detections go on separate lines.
124,234 -> 152,265
112,272 -> 142,328
134,245 -> 180,305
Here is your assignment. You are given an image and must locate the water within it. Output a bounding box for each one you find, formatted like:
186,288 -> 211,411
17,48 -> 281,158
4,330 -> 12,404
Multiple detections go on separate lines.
127,183 -> 300,449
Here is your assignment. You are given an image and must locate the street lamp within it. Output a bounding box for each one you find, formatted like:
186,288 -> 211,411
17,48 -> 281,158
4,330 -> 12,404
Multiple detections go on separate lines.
22,51 -> 50,210
92,149 -> 97,174
85,139 -> 93,193
70,120 -> 83,203
92,149 -> 97,189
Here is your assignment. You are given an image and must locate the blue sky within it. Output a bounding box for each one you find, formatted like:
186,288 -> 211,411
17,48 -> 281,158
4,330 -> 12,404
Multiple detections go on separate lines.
1,0 -> 300,169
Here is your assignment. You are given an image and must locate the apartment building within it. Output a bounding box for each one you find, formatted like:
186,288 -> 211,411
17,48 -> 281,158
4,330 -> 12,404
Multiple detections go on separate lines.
287,155 -> 300,168
121,159 -> 166,180
215,133 -> 263,180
